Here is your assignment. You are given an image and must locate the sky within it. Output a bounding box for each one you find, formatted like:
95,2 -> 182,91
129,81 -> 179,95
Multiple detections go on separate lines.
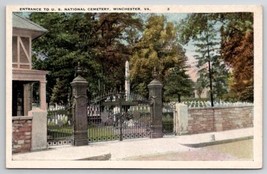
165,13 -> 199,81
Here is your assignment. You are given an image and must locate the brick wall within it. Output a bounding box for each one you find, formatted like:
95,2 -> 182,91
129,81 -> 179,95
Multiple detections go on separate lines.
12,116 -> 33,153
187,106 -> 253,134
188,108 -> 215,134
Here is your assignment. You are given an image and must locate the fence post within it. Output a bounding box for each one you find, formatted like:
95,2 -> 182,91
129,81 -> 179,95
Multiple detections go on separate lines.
175,103 -> 188,135
148,68 -> 163,138
71,63 -> 88,146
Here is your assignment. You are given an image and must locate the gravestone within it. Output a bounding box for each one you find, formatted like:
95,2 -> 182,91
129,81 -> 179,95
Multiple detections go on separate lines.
148,68 -> 163,138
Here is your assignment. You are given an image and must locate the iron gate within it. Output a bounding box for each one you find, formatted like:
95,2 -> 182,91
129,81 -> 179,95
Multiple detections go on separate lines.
47,105 -> 73,146
162,103 -> 175,135
88,92 -> 151,142
47,95 -> 176,145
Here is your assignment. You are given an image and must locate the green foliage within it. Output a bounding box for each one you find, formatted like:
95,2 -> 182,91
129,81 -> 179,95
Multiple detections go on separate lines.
178,13 -> 253,102
164,67 -> 194,102
29,13 -> 143,104
88,127 -> 116,141
130,15 -> 188,97
195,73 -> 208,98
187,15 -> 228,101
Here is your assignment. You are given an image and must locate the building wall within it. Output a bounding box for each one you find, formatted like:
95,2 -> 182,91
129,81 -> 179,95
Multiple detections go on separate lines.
12,116 -> 32,153
187,106 -> 253,134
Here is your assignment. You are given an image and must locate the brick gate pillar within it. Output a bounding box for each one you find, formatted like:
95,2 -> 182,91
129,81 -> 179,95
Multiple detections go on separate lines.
148,68 -> 163,138
71,63 -> 88,146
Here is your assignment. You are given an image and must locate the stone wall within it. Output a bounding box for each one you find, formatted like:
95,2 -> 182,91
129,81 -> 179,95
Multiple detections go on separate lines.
187,106 -> 253,134
12,116 -> 33,153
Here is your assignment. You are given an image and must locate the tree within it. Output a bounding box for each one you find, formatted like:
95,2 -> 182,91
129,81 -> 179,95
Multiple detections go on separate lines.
50,78 -> 68,104
164,67 -> 194,102
92,13 -> 143,92
195,73 -> 208,98
212,57 -> 229,99
130,15 -> 188,98
181,14 -> 228,105
220,13 -> 253,102
178,13 -> 253,102
29,12 -> 142,104
30,13 -> 80,105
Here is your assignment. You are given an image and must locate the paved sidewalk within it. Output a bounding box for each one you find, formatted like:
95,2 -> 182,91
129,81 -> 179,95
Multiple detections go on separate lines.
12,128 -> 253,161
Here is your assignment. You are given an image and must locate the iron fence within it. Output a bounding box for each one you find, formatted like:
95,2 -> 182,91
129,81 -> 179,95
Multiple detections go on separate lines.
87,104 -> 151,142
162,103 -> 175,135
47,101 -> 177,146
162,112 -> 174,135
47,105 -> 73,146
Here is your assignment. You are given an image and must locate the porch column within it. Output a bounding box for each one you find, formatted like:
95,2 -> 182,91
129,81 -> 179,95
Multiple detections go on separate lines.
23,83 -> 32,116
39,80 -> 47,110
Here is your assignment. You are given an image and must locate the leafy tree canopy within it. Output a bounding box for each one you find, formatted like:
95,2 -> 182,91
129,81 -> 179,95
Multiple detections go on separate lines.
178,13 -> 253,102
164,67 -> 194,102
30,12 -> 143,104
130,15 -> 190,98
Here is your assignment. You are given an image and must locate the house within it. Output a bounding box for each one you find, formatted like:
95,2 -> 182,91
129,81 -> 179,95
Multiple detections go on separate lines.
12,13 -> 48,116
12,13 -> 48,153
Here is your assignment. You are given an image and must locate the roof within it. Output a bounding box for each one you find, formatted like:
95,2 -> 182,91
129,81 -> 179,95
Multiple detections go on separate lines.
13,13 -> 48,38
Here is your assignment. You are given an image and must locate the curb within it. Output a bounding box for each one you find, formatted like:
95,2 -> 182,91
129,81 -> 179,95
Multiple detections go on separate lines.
181,136 -> 253,148
76,153 -> 111,161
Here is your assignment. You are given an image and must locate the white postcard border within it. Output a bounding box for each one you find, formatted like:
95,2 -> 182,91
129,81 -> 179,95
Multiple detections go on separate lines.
6,4 -> 263,169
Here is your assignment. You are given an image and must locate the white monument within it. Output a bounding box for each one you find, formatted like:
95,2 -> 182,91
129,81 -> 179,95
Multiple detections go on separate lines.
125,61 -> 130,101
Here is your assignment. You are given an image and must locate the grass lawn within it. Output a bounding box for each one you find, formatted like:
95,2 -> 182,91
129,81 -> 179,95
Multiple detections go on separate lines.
48,126 -> 117,141
88,126 -> 118,141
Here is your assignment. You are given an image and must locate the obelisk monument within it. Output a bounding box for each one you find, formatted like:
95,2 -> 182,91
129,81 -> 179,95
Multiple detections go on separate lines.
125,61 -> 130,101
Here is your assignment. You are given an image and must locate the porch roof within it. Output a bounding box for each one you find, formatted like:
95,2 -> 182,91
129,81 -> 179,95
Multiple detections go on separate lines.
13,69 -> 48,82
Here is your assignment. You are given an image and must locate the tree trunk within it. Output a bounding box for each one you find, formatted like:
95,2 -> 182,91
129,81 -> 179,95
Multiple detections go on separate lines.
177,94 -> 181,103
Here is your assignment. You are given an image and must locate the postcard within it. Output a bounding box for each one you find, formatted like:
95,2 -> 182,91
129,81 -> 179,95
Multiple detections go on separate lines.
6,4 -> 262,169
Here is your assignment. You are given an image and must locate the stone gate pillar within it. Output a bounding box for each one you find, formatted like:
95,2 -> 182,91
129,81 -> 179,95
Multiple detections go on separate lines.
148,68 -> 163,138
174,103 -> 188,135
71,63 -> 88,146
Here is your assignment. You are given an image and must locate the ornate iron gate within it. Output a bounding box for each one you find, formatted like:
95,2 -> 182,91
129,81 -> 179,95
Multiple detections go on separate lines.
47,105 -> 73,146
47,98 -> 175,146
88,92 -> 151,142
162,103 -> 175,135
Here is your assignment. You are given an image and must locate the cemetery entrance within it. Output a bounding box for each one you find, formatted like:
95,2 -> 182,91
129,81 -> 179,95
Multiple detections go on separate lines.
46,97 -> 175,145
46,64 -> 167,146
88,92 -> 151,142
46,93 -> 176,146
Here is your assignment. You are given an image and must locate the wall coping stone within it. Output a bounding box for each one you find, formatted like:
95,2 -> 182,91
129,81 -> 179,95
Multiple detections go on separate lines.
189,105 -> 253,111
12,116 -> 33,121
